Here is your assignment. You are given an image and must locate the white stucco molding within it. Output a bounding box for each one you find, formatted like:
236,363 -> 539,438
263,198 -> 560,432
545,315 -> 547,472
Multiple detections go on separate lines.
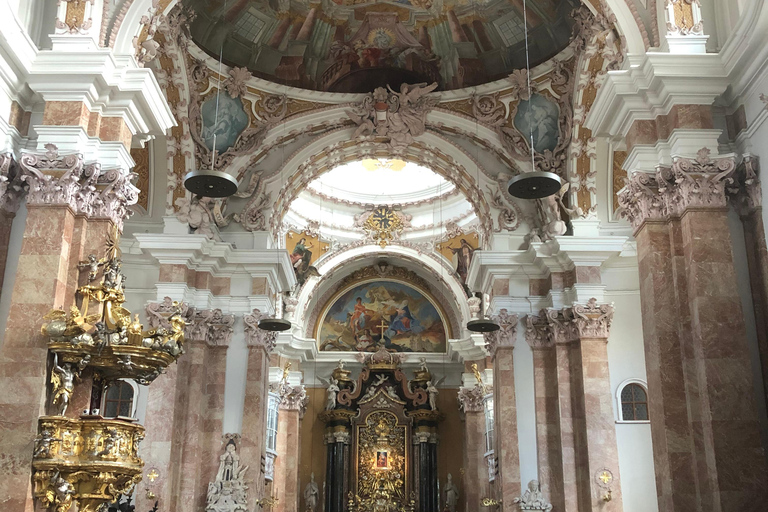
584,52 -> 728,140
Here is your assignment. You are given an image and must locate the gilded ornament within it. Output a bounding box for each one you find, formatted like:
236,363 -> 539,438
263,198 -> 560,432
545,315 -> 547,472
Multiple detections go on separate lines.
362,206 -> 404,248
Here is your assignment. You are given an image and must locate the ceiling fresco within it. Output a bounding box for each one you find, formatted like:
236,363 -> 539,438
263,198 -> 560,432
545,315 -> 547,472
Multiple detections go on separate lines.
184,0 -> 580,92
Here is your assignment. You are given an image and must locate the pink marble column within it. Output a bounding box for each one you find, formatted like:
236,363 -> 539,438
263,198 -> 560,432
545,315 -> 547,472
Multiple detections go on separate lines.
732,158 -> 768,410
296,7 -> 317,41
458,385 -> 487,512
484,310 -> 520,507
0,205 -> 76,511
619,151 -> 768,510
447,10 -> 468,43
182,310 -> 234,511
269,18 -> 293,48
136,299 -> 195,512
241,309 -> 277,509
0,154 -> 21,302
525,316 -> 566,511
274,384 -> 308,512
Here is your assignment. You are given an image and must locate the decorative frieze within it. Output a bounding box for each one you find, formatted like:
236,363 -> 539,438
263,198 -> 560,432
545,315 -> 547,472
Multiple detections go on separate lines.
483,309 -> 518,358
243,309 -> 277,352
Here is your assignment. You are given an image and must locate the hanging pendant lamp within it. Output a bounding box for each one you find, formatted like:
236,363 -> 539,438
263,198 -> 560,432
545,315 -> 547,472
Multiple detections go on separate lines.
467,317 -> 500,333
184,168 -> 239,198
507,171 -> 564,200
258,317 -> 292,332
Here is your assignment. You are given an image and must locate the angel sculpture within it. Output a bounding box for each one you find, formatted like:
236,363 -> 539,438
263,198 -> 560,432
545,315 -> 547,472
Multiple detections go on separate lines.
77,254 -> 103,282
325,377 -> 340,411
533,182 -> 582,239
425,376 -> 445,411
33,429 -> 61,458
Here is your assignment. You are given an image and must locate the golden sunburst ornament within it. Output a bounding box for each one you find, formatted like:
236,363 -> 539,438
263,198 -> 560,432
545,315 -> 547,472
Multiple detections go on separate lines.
363,206 -> 403,248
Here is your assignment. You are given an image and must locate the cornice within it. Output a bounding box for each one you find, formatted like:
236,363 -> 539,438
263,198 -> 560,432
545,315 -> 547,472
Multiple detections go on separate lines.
585,52 -> 729,139
133,232 -> 297,291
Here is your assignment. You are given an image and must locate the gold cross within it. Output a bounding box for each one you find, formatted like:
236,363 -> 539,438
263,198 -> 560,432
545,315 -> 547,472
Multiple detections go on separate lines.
377,320 -> 389,340
599,471 -> 612,484
147,468 -> 159,482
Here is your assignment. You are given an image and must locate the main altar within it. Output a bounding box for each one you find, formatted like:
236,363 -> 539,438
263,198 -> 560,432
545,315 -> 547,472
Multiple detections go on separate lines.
319,347 -> 443,512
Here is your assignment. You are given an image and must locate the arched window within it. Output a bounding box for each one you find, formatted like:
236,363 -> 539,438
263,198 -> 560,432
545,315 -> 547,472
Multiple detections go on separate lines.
102,380 -> 136,418
618,381 -> 649,422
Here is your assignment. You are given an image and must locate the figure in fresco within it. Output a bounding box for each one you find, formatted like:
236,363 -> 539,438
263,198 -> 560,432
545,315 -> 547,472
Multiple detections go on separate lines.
349,297 -> 374,334
386,301 -> 421,337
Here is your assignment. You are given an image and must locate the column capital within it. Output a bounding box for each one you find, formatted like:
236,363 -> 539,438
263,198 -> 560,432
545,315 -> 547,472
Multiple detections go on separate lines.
662,148 -> 737,214
619,148 -> 738,232
0,153 -> 23,214
728,156 -> 762,216
567,298 -> 614,340
18,145 -> 139,228
186,308 -> 235,347
277,383 -> 309,416
457,385 -> 486,413
525,312 -> 553,350
244,309 -> 277,352
483,309 -> 518,359
145,296 -> 193,330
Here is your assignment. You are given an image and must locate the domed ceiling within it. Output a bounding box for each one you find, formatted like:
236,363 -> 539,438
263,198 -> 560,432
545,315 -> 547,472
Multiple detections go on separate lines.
184,0 -> 579,92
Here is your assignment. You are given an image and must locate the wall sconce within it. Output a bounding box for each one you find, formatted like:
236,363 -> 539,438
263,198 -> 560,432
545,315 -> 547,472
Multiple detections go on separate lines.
595,468 -> 614,503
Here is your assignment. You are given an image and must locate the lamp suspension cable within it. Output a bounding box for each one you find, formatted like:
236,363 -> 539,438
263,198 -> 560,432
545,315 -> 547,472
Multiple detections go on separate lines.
505,0 -> 564,200
259,88 -> 292,332
184,0 -> 239,197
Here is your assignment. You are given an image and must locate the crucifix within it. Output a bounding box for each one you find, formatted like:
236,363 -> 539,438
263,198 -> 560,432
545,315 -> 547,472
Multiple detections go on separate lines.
377,319 -> 389,342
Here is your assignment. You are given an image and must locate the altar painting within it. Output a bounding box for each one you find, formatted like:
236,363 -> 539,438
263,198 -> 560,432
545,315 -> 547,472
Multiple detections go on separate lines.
317,280 -> 448,352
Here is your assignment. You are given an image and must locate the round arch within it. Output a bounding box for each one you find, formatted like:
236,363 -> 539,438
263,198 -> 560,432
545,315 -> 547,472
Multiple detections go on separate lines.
250,128 -> 497,243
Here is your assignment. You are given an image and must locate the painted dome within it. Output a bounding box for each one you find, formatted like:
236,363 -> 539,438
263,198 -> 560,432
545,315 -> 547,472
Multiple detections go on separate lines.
183,0 -> 579,92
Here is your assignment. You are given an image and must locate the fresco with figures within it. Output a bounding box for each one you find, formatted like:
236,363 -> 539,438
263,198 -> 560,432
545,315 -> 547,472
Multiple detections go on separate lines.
286,231 -> 330,287
317,280 -> 448,352
435,232 -> 478,296
183,0 -> 579,92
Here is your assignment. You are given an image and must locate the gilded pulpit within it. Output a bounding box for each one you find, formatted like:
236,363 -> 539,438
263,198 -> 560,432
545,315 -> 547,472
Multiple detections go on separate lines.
320,348 -> 441,512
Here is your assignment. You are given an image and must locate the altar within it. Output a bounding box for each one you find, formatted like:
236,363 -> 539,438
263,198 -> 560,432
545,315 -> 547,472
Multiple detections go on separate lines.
318,348 -> 442,512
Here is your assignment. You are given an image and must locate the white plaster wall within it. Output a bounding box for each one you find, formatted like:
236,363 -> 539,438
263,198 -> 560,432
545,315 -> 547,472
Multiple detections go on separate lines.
224,319 -> 249,435
513,324 -> 538,486
604,282 -> 658,512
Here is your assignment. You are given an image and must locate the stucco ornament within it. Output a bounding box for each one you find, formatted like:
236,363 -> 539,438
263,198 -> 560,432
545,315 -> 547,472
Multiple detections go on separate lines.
457,385 -> 485,413
661,148 -> 736,214
175,195 -> 231,239
347,83 -> 439,149
18,144 -> 138,228
243,309 -> 277,352
185,309 -> 235,346
206,438 -> 248,512
0,153 -> 24,213
133,0 -> 164,65
616,171 -> 666,231
278,383 -> 309,416
525,312 -> 553,350
514,480 -> 552,511
571,298 -> 614,339
483,309 -> 518,358
235,191 -> 271,231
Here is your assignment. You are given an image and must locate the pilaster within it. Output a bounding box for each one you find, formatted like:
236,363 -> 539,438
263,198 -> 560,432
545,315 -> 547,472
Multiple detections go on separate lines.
458,384 -> 487,512
274,382 -> 308,512
483,310 -> 520,507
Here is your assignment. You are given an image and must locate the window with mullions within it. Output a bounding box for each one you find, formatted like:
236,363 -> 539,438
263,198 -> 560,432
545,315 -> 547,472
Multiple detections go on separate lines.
234,10 -> 267,43
620,383 -> 649,421
103,380 -> 135,418
265,392 -> 280,452
496,14 -> 526,47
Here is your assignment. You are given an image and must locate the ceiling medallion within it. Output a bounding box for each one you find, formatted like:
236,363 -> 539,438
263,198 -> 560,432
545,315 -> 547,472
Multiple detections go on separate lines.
363,206 -> 404,248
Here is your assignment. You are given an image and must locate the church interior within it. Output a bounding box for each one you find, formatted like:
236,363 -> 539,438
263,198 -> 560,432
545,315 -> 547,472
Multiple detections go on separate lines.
1,0 -> 768,511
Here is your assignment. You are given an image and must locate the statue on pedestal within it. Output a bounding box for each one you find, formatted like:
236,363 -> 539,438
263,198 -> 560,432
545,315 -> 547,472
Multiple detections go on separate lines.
513,480 -> 552,511
304,473 -> 320,512
443,473 -> 459,512
206,438 -> 248,512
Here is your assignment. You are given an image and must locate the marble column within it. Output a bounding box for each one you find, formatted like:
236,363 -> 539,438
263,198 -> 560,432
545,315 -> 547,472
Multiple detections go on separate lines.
483,310 -> 520,508
525,316 -> 566,511
0,153 -> 21,302
472,20 -> 493,52
0,148 -> 136,512
732,157 -> 768,409
269,17 -> 293,48
296,7 -> 317,41
618,149 -> 768,511
274,384 -> 308,512
136,299 -> 195,512
324,428 -> 350,512
458,385 -> 487,512
185,310 -> 234,511
242,309 -> 277,510
447,10 -> 468,43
